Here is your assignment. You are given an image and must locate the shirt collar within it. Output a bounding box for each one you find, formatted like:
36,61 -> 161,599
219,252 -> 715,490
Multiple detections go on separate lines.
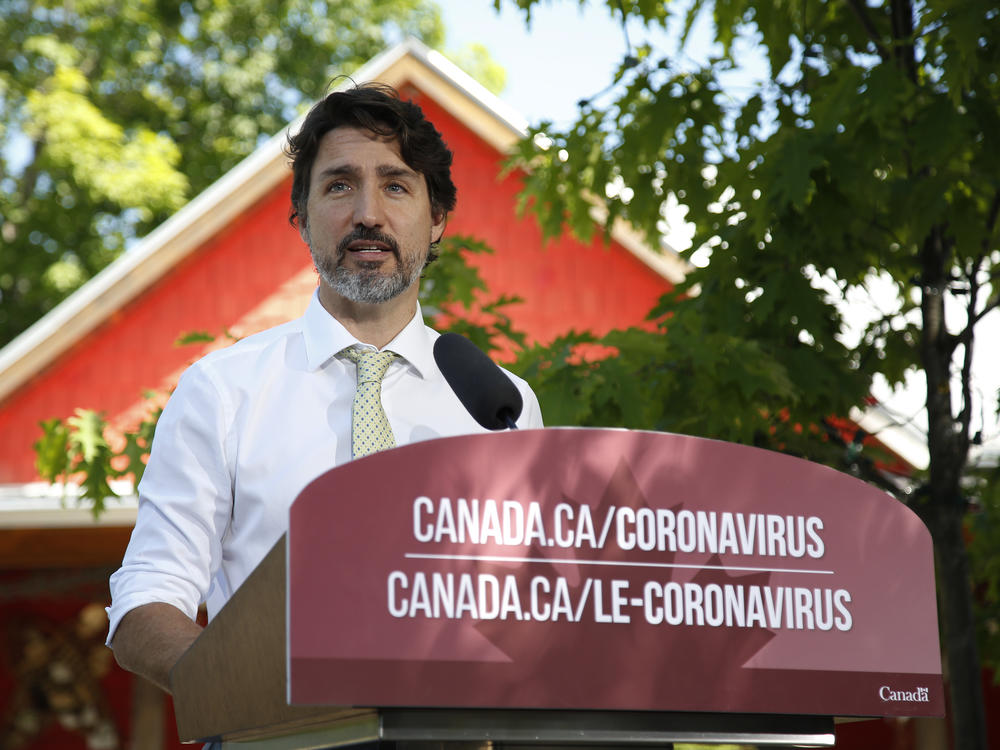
301,291 -> 436,378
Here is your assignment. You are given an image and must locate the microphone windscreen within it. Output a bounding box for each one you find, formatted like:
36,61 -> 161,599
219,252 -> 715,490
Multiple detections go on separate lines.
433,332 -> 524,430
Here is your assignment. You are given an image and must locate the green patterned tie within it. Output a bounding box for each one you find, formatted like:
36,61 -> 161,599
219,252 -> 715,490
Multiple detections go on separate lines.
343,346 -> 399,459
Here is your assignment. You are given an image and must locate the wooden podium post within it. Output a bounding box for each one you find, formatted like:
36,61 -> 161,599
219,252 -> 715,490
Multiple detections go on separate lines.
170,536 -> 376,744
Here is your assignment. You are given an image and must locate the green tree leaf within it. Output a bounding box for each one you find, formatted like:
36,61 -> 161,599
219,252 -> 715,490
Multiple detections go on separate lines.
34,418 -> 72,483
446,43 -> 507,94
0,0 -> 446,346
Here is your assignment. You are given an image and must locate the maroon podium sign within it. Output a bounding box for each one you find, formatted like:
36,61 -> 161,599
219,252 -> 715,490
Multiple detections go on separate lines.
287,428 -> 943,717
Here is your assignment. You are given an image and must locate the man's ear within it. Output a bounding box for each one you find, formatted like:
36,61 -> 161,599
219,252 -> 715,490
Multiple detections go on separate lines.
431,211 -> 447,244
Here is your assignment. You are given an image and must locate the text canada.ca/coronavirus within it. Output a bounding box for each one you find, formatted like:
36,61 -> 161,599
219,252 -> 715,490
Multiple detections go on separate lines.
386,572 -> 853,631
412,497 -> 826,558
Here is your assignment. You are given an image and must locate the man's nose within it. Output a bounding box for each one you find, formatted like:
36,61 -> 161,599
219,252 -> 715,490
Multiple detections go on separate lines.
352,186 -> 384,227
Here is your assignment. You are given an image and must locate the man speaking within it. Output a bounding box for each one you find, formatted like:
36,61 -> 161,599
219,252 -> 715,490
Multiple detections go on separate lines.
106,83 -> 544,692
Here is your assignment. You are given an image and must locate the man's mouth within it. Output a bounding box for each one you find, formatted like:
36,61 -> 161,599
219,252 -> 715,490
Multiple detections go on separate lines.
348,242 -> 392,254
338,229 -> 399,260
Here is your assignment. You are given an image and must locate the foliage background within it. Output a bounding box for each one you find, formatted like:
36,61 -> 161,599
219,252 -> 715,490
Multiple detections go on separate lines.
0,0 -> 514,347
499,1 -> 998,748
11,0 -> 1000,747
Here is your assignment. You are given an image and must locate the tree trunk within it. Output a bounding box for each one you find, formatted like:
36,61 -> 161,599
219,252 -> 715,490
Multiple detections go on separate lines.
919,223 -> 988,750
921,500 -> 988,749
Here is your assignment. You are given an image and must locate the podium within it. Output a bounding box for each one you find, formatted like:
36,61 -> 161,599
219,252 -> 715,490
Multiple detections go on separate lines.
171,428 -> 943,748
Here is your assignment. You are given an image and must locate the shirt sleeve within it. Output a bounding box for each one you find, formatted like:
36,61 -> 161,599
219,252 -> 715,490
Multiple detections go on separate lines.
106,360 -> 235,645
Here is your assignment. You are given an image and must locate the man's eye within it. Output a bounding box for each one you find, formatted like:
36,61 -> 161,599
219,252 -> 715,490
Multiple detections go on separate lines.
386,182 -> 407,193
328,181 -> 349,192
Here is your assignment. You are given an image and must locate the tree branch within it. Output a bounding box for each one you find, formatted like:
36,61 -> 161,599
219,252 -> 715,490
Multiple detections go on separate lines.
920,224 -> 964,490
17,136 -> 43,208
613,0 -> 634,55
955,259 -> 982,440
844,0 -> 892,61
890,0 -> 919,83
970,290 -> 1000,327
982,188 -> 1000,252
819,418 -> 908,498
967,187 -> 1000,326
868,215 -> 906,246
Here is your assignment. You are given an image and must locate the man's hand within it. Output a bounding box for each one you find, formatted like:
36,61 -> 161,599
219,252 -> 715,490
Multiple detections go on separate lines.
110,602 -> 203,693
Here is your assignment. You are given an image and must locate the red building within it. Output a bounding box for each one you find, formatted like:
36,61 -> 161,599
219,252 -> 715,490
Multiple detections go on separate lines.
0,39 -> 964,749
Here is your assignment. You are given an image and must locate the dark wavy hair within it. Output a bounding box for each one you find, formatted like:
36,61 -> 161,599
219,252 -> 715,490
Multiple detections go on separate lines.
286,83 -> 456,246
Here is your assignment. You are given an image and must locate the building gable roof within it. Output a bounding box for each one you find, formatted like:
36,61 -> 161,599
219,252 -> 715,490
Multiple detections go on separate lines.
0,38 -> 685,407
0,38 -> 926,531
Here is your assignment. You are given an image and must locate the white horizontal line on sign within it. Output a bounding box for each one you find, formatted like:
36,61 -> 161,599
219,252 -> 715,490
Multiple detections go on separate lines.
403,552 -> 835,576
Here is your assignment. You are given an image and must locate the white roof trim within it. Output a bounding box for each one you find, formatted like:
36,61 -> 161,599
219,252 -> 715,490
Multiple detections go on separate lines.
849,404 -> 929,472
0,37 -> 685,406
0,482 -> 137,528
587,205 -> 688,284
0,125 -> 293,404
388,39 -> 529,139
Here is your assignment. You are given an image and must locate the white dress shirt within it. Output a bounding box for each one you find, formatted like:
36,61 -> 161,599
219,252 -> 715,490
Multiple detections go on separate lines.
106,293 -> 543,643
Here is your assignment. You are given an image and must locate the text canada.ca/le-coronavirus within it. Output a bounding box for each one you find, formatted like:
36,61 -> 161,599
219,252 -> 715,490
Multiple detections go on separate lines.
388,497 -> 852,630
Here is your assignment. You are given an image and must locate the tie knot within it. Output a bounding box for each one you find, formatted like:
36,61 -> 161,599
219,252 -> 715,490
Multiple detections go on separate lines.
343,346 -> 398,384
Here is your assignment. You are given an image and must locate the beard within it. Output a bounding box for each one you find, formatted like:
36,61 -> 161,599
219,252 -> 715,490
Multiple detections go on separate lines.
310,226 -> 426,304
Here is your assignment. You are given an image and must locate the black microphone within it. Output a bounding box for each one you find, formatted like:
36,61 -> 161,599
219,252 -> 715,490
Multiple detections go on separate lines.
433,332 -> 523,430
